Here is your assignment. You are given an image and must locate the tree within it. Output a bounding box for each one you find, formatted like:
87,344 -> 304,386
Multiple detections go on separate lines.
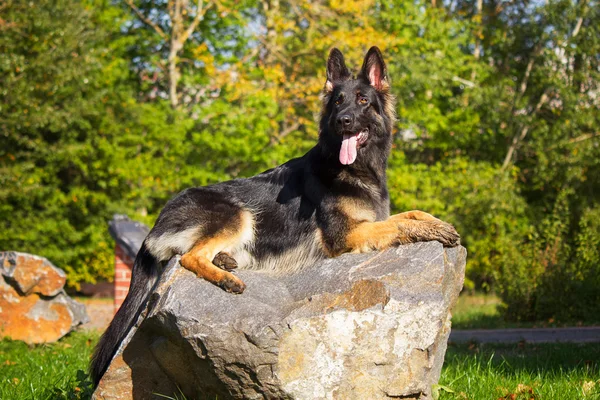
420,0 -> 600,319
0,0 -> 126,284
119,0 -> 255,109
2,0 -> 599,323
0,0 -> 198,285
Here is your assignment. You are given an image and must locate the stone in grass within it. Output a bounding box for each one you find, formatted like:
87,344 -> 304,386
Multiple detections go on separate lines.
0,251 -> 88,344
94,242 -> 466,400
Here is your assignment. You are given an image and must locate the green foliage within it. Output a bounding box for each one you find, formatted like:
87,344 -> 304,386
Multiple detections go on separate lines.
388,155 -> 530,291
495,193 -> 600,322
534,204 -> 600,322
0,0 -> 122,286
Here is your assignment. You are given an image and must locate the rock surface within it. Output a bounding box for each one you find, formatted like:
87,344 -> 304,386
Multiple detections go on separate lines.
0,252 -> 88,343
94,242 -> 466,400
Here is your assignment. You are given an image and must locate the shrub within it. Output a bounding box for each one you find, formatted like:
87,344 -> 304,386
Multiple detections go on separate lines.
387,154 -> 530,292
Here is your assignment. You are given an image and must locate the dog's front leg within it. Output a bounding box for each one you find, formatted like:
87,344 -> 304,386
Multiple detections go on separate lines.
393,210 -> 440,221
344,216 -> 460,254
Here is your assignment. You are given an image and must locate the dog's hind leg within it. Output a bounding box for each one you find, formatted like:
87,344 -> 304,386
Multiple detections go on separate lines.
180,210 -> 254,294
181,250 -> 245,293
212,252 -> 238,271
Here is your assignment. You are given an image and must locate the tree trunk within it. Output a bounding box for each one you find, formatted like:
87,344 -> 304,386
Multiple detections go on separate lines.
168,41 -> 180,108
168,0 -> 183,108
474,0 -> 483,60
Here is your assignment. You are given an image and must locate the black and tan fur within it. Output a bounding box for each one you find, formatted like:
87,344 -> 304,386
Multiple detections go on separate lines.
90,46 -> 460,385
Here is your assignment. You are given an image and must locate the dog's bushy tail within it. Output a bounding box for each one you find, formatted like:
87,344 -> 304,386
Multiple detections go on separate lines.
90,242 -> 159,386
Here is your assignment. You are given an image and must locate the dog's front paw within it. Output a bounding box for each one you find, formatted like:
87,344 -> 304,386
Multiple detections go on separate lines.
430,221 -> 460,247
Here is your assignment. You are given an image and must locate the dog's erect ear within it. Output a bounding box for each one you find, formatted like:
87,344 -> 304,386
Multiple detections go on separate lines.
359,46 -> 389,91
325,48 -> 351,92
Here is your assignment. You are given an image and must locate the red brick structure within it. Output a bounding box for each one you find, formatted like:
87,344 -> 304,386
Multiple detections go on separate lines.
108,215 -> 149,315
114,244 -> 134,313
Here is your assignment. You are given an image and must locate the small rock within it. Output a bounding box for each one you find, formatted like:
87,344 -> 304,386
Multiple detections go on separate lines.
0,251 -> 88,344
0,251 -> 66,296
95,242 -> 466,400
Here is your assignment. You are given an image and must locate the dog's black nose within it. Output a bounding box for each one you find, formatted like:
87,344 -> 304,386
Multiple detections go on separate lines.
337,114 -> 353,128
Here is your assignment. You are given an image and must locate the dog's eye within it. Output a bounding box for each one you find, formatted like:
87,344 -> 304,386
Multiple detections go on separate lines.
358,96 -> 369,105
335,95 -> 344,105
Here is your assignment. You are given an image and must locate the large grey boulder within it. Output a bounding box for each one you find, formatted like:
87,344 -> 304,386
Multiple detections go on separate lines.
94,242 -> 466,400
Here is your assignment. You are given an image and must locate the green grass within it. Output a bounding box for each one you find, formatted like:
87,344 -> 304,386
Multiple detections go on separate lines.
1,326 -> 599,400
452,293 -> 600,329
452,293 -> 506,329
439,342 -> 600,399
0,331 -> 97,400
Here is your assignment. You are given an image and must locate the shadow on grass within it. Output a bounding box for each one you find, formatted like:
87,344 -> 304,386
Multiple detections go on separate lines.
451,293 -> 600,330
452,313 -> 509,330
445,341 -> 600,373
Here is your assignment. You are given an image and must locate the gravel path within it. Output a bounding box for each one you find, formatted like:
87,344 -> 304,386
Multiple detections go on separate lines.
450,327 -> 600,343
78,298 -> 114,331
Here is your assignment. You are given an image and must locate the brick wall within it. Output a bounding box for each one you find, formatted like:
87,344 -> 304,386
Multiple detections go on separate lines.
114,243 -> 133,313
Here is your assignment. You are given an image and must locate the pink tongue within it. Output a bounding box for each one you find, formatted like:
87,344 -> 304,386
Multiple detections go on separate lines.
339,133 -> 359,165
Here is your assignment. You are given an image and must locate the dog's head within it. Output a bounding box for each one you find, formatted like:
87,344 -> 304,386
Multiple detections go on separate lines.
320,46 -> 396,166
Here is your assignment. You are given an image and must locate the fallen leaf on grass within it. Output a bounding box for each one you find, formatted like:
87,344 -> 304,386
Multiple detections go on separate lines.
432,384 -> 454,400
516,384 -> 534,394
582,380 -> 596,396
12,377 -> 19,385
4,359 -> 16,366
497,383 -> 538,400
467,342 -> 480,353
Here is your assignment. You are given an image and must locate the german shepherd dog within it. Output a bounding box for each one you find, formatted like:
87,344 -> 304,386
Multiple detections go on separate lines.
90,46 -> 460,385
